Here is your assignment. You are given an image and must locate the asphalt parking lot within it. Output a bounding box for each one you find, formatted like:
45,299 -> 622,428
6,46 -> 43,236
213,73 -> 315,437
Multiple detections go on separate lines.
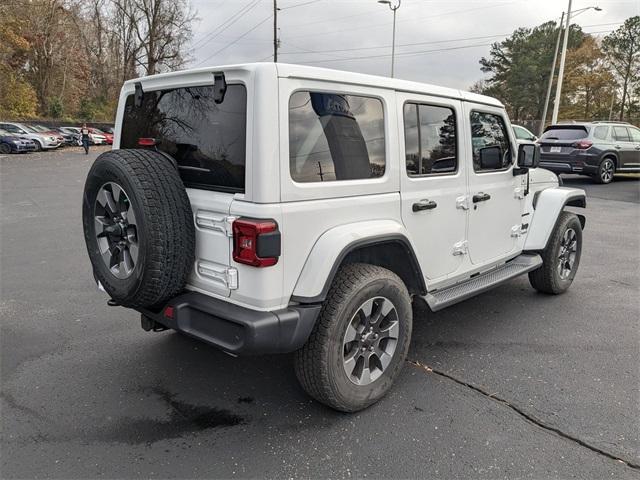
1,148 -> 639,479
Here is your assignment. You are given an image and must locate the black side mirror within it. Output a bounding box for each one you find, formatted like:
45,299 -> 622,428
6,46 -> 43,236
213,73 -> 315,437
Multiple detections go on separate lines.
518,143 -> 540,169
478,145 -> 502,170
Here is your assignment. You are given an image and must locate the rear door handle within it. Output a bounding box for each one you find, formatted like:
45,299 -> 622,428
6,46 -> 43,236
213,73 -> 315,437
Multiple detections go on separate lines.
472,192 -> 491,203
614,145 -> 621,149
412,199 -> 438,212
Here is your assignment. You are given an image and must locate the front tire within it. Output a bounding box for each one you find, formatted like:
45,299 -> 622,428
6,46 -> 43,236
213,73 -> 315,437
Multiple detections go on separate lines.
0,143 -> 11,154
529,211 -> 582,294
294,263 -> 412,412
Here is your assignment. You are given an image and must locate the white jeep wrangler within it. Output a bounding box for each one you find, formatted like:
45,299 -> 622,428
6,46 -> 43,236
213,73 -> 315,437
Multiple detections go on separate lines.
82,63 -> 586,412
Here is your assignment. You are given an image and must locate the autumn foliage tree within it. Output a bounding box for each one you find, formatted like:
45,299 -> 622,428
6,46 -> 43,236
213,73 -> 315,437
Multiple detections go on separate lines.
561,35 -> 616,120
0,0 -> 195,122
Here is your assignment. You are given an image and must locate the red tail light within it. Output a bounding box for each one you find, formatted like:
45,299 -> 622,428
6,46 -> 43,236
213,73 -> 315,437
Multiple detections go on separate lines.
573,140 -> 592,150
232,218 -> 280,267
137,137 -> 157,147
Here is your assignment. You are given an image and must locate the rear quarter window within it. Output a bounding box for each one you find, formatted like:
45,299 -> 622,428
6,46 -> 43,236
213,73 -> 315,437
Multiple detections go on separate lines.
288,91 -> 385,183
593,126 -> 609,140
120,84 -> 247,193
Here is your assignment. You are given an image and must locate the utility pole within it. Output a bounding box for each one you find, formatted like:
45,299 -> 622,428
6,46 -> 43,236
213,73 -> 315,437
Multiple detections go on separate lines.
552,0 -> 572,124
540,11 -> 564,136
273,0 -> 278,62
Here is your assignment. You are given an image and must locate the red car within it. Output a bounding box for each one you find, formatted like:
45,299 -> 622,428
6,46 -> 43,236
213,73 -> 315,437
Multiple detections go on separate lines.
88,128 -> 113,145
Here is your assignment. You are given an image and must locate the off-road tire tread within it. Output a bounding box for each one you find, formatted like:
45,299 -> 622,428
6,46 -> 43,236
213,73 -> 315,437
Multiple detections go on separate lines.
83,149 -> 194,308
528,211 -> 581,294
294,263 -> 410,411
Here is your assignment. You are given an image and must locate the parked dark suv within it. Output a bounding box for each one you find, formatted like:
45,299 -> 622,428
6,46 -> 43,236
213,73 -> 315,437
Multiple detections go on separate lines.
538,121 -> 640,184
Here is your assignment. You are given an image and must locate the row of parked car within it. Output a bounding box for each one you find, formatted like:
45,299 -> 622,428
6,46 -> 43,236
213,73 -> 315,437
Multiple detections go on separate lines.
0,122 -> 114,154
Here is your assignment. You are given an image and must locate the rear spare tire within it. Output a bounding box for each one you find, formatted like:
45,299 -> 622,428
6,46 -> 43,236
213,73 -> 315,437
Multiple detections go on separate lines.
82,149 -> 194,308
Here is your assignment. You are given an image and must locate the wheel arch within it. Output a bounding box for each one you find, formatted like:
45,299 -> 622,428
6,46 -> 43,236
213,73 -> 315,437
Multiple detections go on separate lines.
525,187 -> 586,252
290,221 -> 426,304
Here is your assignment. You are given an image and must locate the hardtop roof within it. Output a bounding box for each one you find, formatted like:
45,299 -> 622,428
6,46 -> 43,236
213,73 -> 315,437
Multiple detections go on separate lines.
123,62 -> 503,108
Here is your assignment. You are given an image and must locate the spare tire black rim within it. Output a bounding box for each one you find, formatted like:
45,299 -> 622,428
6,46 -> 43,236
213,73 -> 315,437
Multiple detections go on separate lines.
94,182 -> 138,279
342,296 -> 399,386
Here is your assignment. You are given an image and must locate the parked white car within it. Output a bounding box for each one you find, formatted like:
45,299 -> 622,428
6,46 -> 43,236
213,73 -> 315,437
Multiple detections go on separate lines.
512,124 -> 538,141
82,63 -> 586,412
0,122 -> 61,150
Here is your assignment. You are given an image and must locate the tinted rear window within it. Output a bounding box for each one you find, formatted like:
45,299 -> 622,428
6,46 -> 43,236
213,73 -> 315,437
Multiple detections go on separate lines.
120,84 -> 246,193
541,126 -> 589,141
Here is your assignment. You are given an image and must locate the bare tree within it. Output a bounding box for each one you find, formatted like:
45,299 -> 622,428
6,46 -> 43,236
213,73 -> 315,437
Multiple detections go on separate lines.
114,0 -> 196,76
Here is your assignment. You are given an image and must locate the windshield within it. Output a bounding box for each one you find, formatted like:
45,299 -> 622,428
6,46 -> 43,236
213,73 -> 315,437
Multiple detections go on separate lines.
513,126 -> 533,140
541,126 -> 589,141
21,125 -> 38,133
120,83 -> 247,193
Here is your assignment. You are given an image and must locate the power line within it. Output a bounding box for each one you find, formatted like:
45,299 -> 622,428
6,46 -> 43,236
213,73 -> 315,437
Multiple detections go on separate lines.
297,42 -> 496,65
277,21 -> 623,56
292,27 -> 616,66
195,14 -> 274,66
282,2 -> 517,39
279,0 -> 323,10
192,0 -> 262,50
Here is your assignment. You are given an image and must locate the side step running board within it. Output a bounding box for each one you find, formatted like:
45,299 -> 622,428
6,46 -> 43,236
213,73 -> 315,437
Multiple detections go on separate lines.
424,254 -> 543,312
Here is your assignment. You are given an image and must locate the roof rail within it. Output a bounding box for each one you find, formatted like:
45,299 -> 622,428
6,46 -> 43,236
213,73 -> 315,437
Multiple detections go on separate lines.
591,120 -> 630,124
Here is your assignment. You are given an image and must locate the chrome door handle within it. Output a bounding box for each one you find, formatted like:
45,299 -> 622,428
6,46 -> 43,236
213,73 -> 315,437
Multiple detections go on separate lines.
412,199 -> 438,212
614,145 -> 621,149
472,192 -> 491,203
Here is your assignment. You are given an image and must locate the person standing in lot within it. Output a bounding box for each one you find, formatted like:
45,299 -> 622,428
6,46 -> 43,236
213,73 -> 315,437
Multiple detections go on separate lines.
81,124 -> 90,154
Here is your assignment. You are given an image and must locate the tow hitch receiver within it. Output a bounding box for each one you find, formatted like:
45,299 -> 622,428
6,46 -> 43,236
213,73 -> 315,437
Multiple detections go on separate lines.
141,314 -> 168,332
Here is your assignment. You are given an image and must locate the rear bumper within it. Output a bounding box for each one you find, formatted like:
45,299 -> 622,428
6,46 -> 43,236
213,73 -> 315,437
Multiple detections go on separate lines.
539,151 -> 600,174
136,292 -> 321,355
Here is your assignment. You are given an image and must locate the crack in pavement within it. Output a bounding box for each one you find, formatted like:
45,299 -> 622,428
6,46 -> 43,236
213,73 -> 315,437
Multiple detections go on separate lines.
408,360 -> 640,471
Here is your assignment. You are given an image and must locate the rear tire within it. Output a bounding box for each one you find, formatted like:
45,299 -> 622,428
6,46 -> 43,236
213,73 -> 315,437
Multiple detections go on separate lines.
528,211 -> 582,294
82,149 -> 195,308
294,263 -> 412,412
594,157 -> 615,184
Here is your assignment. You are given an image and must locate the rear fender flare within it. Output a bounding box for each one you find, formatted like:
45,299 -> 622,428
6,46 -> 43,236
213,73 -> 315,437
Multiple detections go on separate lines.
290,220 -> 425,303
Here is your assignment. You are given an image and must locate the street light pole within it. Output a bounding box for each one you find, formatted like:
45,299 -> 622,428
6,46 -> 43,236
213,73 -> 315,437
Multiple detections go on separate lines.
273,0 -> 279,62
378,0 -> 401,78
551,0 -> 572,124
540,11 -> 564,136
